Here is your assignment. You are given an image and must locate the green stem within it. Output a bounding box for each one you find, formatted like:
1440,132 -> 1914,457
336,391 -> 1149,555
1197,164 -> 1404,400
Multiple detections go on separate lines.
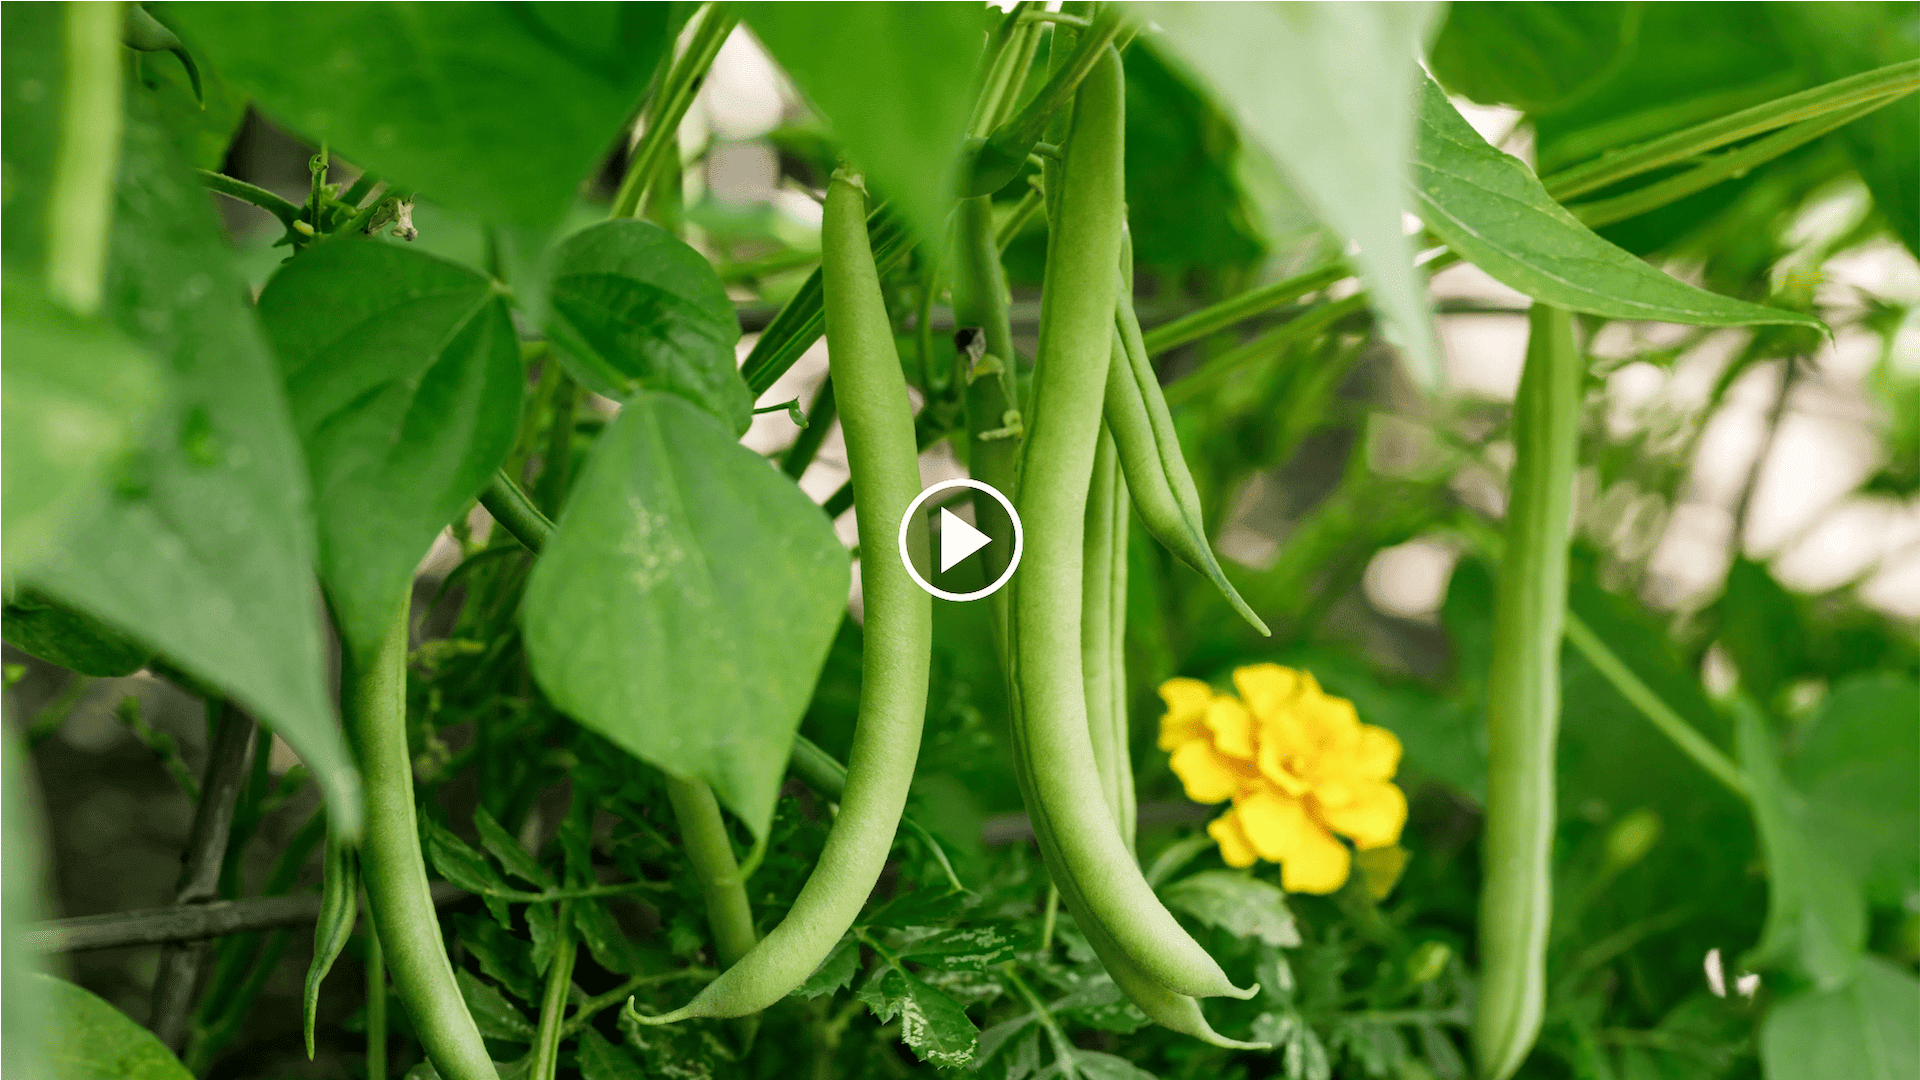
562,969 -> 715,1039
976,6 -> 1125,183
469,880 -> 667,903
995,184 -> 1047,252
529,902 -> 576,1080
1000,964 -> 1080,1080
366,927 -> 387,1080
1570,98 -> 1895,229
1562,615 -> 1748,799
612,4 -> 738,218
1543,59 -> 1920,200
46,0 -> 125,314
1161,293 -> 1369,408
350,597 -> 497,1080
1142,264 -> 1348,356
197,169 -> 303,227
665,778 -> 760,968
480,469 -> 556,551
537,377 -> 576,516
1475,305 -> 1580,1080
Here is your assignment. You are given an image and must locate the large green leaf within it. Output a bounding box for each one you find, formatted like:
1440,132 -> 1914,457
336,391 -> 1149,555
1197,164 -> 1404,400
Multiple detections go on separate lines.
1761,957 -> 1919,1080
1789,674 -> 1920,906
1429,2 -> 1642,114
2,590 -> 152,677
1142,2 -> 1446,390
167,3 -> 668,230
21,98 -> 360,837
1123,41 -> 1268,271
523,393 -> 850,838
1413,77 -> 1826,334
256,239 -> 522,660
1736,702 -> 1864,990
855,965 -> 979,1069
544,219 -> 750,433
2,737 -> 48,1080
739,2 -> 985,254
37,974 -> 194,1080
1,288 -> 164,577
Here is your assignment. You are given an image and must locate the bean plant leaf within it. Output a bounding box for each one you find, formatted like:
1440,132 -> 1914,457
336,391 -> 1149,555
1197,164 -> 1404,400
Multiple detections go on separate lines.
794,937 -> 860,999
855,965 -> 980,1069
1075,1050 -> 1161,1080
36,974 -> 193,1080
472,805 -> 551,889
455,968 -> 537,1043
2,590 -> 152,677
1789,674 -> 1920,906
891,924 -> 1022,971
1052,977 -> 1151,1034
1762,956 -> 1919,1080
575,1028 -> 646,1080
1412,77 -> 1826,334
572,900 -> 647,976
1735,703 -> 1865,990
423,817 -> 512,926
1142,2 -> 1446,391
738,2 -> 984,255
168,3 -> 669,230
19,98 -> 360,837
544,220 -> 751,433
256,239 -> 523,662
138,10 -> 249,171
449,914 -> 541,1004
3,736 -> 49,1080
1,289 -> 165,577
1161,869 -> 1303,947
523,393 -> 851,840
1428,2 -> 1642,114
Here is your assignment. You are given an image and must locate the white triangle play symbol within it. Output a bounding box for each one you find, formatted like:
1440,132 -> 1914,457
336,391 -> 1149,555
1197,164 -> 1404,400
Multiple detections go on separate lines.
938,507 -> 993,572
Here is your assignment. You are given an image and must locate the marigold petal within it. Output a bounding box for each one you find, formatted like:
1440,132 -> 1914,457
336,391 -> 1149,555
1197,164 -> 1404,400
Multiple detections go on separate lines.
1170,741 -> 1240,804
1208,811 -> 1259,868
1257,739 -> 1314,797
1299,691 -> 1362,748
1318,781 -> 1408,850
1233,664 -> 1304,719
1354,844 -> 1410,899
1352,724 -> 1403,780
1236,791 -> 1351,894
1205,696 -> 1257,760
1157,677 -> 1214,751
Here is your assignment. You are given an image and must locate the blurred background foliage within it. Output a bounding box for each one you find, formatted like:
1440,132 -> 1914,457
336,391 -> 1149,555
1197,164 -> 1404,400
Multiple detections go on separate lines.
6,3 -> 1918,1079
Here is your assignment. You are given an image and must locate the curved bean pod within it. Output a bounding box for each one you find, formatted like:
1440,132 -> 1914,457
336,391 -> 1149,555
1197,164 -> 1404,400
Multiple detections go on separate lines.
1474,304 -> 1580,1080
635,172 -> 932,1023
1007,47 -> 1246,1002
303,829 -> 358,1059
1081,426 -> 1135,851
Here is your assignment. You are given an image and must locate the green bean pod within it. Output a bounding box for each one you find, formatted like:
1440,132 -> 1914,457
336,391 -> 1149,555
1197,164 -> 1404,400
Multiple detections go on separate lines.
1081,425 -> 1135,852
1007,47 -> 1245,1002
635,172 -> 932,1023
1474,305 -> 1580,1080
349,596 -> 498,1080
303,829 -> 359,1059
1107,245 -> 1268,636
954,194 -> 1023,589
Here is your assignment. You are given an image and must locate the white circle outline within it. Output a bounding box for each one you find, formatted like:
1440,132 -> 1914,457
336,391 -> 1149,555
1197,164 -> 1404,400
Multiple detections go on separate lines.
896,478 -> 1023,602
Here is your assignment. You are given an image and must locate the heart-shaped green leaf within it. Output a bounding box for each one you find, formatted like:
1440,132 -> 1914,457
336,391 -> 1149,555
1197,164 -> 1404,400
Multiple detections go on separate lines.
257,239 -> 523,661
38,974 -> 194,1080
524,393 -> 849,839
544,219 -> 751,432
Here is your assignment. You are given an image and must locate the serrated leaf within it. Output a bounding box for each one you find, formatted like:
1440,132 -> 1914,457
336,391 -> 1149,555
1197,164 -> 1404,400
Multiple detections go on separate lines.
1,288 -> 164,578
448,914 -> 541,1004
523,393 -> 850,839
738,3 -> 983,255
856,966 -> 979,1069
19,94 -> 360,837
1411,77 -> 1827,334
1761,956 -> 1919,1080
37,974 -> 193,1080
892,924 -> 1021,971
1051,977 -> 1150,1034
572,899 -> 646,976
257,239 -> 522,662
473,805 -> 551,889
1736,702 -> 1864,990
1143,2 -> 1446,390
544,219 -> 750,433
168,4 -> 669,231
575,1027 -> 646,1080
526,902 -> 560,976
794,937 -> 860,999
423,817 -> 512,926
1161,870 -> 1302,947
455,968 -> 536,1043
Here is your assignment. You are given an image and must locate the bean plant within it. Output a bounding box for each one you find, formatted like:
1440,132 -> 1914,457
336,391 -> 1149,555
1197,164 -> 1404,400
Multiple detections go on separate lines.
4,4 -> 1917,1080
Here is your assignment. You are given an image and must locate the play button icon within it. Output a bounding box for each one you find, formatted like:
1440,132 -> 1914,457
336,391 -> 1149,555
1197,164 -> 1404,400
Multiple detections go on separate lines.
898,478 -> 1023,601
938,508 -> 992,572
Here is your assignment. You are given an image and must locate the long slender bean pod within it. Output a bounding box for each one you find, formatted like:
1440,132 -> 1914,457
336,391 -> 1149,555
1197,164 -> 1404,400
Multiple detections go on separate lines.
1081,427 -> 1134,851
634,173 -> 932,1023
303,831 -> 359,1058
1474,305 -> 1580,1080
348,597 -> 498,1080
1007,48 -> 1244,1002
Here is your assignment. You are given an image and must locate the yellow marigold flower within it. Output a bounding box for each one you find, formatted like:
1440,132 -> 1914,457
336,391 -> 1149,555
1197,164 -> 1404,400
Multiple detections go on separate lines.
1158,666 -> 1408,895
